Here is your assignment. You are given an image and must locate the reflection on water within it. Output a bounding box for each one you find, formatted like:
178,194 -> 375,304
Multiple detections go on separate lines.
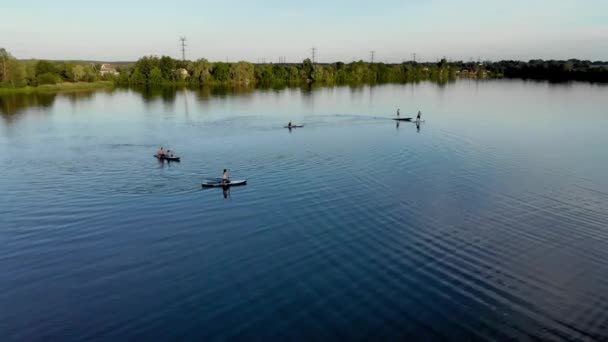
1,81 -> 412,117
0,92 -> 57,117
198,84 -> 257,98
0,89 -> 105,118
0,81 -> 447,118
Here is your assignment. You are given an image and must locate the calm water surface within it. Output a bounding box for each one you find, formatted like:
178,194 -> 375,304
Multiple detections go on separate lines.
1,80 -> 608,341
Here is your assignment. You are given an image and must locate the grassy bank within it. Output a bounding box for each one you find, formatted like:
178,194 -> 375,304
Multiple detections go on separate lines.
0,81 -> 114,95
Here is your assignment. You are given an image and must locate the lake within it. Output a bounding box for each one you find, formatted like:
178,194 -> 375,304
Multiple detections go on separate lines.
1,80 -> 608,341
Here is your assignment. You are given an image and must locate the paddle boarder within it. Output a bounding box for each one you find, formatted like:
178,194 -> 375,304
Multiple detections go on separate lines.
222,169 -> 230,185
157,147 -> 165,157
417,111 -> 422,121
397,109 -> 400,117
288,121 -> 292,128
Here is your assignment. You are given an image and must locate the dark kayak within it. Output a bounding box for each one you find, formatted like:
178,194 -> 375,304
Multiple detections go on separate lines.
285,125 -> 304,128
202,180 -> 247,188
154,155 -> 181,162
392,117 -> 413,121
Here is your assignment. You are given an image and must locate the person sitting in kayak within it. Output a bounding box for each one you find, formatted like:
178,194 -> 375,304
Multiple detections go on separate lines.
222,169 -> 230,184
157,147 -> 165,157
417,111 -> 422,121
167,150 -> 174,158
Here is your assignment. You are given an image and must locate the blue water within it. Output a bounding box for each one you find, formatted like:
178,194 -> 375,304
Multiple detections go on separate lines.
1,80 -> 608,340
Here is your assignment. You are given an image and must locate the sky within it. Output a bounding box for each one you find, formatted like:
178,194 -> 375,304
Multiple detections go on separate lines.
1,0 -> 607,62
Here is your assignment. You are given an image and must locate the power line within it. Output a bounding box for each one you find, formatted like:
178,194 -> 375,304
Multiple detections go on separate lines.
179,37 -> 187,61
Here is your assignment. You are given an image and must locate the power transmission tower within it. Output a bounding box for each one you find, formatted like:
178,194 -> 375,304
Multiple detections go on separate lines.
413,53 -> 416,62
312,47 -> 317,64
370,50 -> 375,64
179,37 -> 187,61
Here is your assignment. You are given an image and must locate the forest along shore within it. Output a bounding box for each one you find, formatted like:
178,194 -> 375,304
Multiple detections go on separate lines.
1,48 -> 607,95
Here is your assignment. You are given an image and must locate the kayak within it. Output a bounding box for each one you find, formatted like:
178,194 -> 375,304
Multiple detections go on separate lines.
285,125 -> 304,128
154,155 -> 181,162
202,180 -> 247,188
392,117 -> 412,121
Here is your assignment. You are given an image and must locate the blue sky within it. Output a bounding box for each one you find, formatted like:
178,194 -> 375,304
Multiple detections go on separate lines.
1,0 -> 607,62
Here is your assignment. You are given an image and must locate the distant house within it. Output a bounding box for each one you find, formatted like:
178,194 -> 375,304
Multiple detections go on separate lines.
100,64 -> 119,76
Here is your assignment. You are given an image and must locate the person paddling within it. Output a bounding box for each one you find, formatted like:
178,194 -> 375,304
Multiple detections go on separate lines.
417,111 -> 422,121
397,109 -> 400,117
222,169 -> 230,185
288,121 -> 292,128
157,147 -> 165,157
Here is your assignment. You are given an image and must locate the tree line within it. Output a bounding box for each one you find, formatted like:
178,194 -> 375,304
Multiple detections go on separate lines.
114,56 -> 459,86
0,48 -> 107,88
2,47 -> 607,90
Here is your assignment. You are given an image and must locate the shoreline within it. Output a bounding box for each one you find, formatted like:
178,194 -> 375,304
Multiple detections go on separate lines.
0,81 -> 114,95
1,77 -> 605,97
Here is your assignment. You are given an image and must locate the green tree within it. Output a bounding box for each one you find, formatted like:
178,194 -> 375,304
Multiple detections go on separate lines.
37,72 -> 62,85
254,64 -> 275,84
82,65 -> 98,82
0,48 -> 11,83
129,69 -> 146,85
230,62 -> 255,84
0,48 -> 27,87
68,65 -> 86,82
187,58 -> 213,85
301,59 -> 313,81
148,67 -> 163,85
212,62 -> 230,82
35,60 -> 56,76
271,64 -> 289,83
10,60 -> 26,86
288,66 -> 300,83
159,56 -> 176,81
134,56 -> 158,81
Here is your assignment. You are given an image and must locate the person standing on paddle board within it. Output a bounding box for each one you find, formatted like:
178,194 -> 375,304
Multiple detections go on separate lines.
157,147 -> 165,157
288,121 -> 292,128
222,169 -> 230,185
397,109 -> 400,117
417,111 -> 422,121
